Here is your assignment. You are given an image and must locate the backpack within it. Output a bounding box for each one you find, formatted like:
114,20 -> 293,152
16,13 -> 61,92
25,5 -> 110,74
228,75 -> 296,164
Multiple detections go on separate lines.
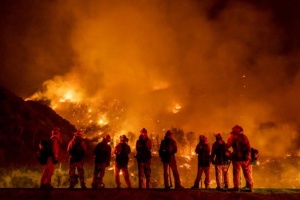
159,139 -> 173,163
116,143 -> 129,168
37,139 -> 52,165
251,147 -> 259,163
69,138 -> 85,162
136,138 -> 151,162
233,134 -> 250,161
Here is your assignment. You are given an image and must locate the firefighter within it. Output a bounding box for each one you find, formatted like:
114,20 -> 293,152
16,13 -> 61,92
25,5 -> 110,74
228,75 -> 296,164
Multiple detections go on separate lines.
92,135 -> 112,189
159,130 -> 184,189
135,128 -> 152,189
40,127 -> 62,189
191,135 -> 211,189
67,130 -> 87,189
211,133 -> 230,190
226,125 -> 253,192
114,135 -> 131,188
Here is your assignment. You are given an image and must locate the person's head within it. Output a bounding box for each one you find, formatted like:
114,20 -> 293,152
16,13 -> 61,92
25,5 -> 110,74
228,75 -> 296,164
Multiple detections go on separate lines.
120,135 -> 128,143
140,128 -> 148,139
215,133 -> 223,143
165,130 -> 173,139
103,135 -> 111,143
199,135 -> 208,144
51,127 -> 60,136
74,130 -> 83,137
232,125 -> 243,134
51,127 -> 62,143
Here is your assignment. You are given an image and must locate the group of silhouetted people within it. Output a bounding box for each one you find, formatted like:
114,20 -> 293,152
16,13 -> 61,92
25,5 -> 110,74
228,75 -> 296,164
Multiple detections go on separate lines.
40,125 -> 254,192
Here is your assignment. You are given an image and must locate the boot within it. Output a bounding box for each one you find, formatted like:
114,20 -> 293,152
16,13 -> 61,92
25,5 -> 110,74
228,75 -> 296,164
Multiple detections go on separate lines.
81,182 -> 87,189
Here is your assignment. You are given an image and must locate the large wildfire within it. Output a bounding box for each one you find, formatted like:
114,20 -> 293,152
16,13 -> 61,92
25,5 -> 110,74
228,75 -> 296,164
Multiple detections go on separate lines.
1,0 -> 300,188
20,0 -> 300,156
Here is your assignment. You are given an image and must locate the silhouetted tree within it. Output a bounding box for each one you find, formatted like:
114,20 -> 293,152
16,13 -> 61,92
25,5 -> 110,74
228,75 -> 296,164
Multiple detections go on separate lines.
171,127 -> 186,154
186,131 -> 196,154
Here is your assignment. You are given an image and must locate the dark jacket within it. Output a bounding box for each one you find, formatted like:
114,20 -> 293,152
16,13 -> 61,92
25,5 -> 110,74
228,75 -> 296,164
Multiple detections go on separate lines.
226,132 -> 251,161
159,137 -> 177,163
67,136 -> 86,162
136,135 -> 152,162
211,140 -> 230,165
114,142 -> 131,168
94,140 -> 112,165
195,142 -> 211,167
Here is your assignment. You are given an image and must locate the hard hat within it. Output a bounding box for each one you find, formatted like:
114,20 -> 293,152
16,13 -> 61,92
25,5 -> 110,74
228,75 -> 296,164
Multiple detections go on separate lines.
74,130 -> 83,137
215,133 -> 222,140
140,128 -> 147,134
199,135 -> 208,144
232,125 -> 243,132
120,135 -> 128,142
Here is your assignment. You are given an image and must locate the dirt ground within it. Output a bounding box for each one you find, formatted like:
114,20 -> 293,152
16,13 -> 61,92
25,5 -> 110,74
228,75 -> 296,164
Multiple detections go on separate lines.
1,188 -> 300,200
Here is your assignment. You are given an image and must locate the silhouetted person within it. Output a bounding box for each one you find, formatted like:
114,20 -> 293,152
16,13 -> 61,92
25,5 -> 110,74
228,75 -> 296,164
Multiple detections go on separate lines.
67,130 -> 87,189
211,133 -> 230,190
40,127 -> 62,188
92,135 -> 112,189
114,135 -> 131,188
159,130 -> 184,189
135,128 -> 152,189
191,135 -> 211,189
226,125 -> 253,192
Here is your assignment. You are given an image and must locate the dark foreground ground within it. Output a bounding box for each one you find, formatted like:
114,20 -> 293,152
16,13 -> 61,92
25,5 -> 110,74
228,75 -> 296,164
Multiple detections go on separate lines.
1,188 -> 300,200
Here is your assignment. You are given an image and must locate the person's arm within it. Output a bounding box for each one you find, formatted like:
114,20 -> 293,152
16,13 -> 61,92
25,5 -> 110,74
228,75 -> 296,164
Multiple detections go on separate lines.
210,144 -> 215,162
206,145 -> 211,160
136,140 -> 141,151
113,145 -> 118,155
106,146 -> 112,166
81,140 -> 87,157
195,143 -> 200,154
82,139 -> 87,152
52,137 -> 59,163
128,144 -> 131,154
226,133 -> 234,149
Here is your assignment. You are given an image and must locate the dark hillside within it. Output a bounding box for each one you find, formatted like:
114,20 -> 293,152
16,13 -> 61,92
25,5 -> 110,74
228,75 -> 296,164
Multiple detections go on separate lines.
0,85 -> 77,166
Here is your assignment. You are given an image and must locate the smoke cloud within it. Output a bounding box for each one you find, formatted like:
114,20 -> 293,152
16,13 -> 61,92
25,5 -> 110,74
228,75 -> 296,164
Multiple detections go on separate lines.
1,0 -> 299,156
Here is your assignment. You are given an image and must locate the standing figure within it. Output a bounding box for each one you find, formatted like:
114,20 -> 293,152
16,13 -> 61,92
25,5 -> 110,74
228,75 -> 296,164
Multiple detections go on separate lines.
159,130 -> 184,189
40,127 -> 62,188
135,128 -> 152,189
67,130 -> 87,189
226,125 -> 253,192
211,133 -> 230,190
191,135 -> 211,189
92,135 -> 112,189
114,135 -> 131,188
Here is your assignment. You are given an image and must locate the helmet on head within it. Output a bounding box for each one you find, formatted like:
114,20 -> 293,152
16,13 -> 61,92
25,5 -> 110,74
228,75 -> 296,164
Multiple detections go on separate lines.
52,127 -> 60,135
165,130 -> 173,137
215,133 -> 222,140
103,135 -> 111,142
120,135 -> 128,143
74,130 -> 83,137
140,128 -> 147,134
199,135 -> 208,144
232,125 -> 243,133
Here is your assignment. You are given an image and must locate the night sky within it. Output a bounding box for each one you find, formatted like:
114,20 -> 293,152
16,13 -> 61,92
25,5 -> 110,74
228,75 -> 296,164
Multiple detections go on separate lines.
0,0 -> 300,156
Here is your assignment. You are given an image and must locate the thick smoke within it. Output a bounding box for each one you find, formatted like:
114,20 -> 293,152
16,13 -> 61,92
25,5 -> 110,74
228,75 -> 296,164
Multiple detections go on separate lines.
1,0 -> 299,157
